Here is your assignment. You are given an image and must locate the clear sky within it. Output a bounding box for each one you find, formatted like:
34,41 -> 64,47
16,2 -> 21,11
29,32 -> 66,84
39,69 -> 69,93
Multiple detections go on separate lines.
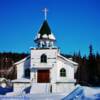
0,0 -> 100,55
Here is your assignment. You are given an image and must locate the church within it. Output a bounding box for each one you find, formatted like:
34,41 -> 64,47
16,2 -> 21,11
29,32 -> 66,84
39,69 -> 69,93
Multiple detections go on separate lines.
12,9 -> 78,94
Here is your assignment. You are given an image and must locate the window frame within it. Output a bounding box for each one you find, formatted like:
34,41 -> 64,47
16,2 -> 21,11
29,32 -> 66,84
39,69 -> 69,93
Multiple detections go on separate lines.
60,68 -> 66,77
41,54 -> 47,63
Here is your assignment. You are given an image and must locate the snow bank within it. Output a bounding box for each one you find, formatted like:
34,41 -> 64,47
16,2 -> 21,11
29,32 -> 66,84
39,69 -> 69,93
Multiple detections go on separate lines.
0,85 -> 100,100
62,86 -> 84,100
83,86 -> 100,96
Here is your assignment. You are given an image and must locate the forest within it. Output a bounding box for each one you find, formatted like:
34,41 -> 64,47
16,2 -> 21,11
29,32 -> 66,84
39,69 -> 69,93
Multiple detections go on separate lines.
0,45 -> 100,86
63,45 -> 100,87
0,52 -> 28,79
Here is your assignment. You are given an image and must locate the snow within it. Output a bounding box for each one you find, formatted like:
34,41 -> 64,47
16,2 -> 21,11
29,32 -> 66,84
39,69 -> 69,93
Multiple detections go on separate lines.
30,83 -> 50,94
0,85 -> 100,100
35,33 -> 40,40
35,33 -> 56,40
6,91 -> 25,96
26,93 -> 66,100
12,78 -> 31,83
0,93 -> 65,100
61,85 -> 100,100
48,34 -> 56,40
62,85 -> 84,100
42,34 -> 48,38
83,86 -> 100,96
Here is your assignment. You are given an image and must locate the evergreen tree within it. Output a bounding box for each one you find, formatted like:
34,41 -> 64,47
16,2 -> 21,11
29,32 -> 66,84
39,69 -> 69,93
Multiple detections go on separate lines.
88,45 -> 97,86
0,52 -> 29,79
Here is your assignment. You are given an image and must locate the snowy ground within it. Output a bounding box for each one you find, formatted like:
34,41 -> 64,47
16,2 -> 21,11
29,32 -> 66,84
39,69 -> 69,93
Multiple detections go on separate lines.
0,93 -> 66,100
0,85 -> 100,100
83,86 -> 100,100
83,86 -> 100,96
26,93 -> 66,100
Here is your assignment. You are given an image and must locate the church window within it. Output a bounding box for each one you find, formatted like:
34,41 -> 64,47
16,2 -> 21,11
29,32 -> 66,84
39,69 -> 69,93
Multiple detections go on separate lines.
60,68 -> 66,77
25,68 -> 30,78
41,54 -> 47,63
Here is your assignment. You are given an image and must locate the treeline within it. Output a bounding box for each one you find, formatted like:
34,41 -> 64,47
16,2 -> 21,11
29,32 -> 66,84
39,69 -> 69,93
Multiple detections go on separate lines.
63,45 -> 100,87
0,52 -> 29,79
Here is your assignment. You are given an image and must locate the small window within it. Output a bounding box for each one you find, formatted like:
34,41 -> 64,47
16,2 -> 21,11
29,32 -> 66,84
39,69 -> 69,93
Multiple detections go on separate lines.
41,54 -> 47,63
60,68 -> 66,77
25,68 -> 30,78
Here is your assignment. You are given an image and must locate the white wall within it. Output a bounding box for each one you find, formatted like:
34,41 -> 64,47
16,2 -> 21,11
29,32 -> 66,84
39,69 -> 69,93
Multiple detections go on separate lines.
31,48 -> 58,68
30,83 -> 50,94
30,48 -> 58,81
30,48 -> 76,83
56,57 -> 75,82
16,58 -> 30,79
52,83 -> 75,94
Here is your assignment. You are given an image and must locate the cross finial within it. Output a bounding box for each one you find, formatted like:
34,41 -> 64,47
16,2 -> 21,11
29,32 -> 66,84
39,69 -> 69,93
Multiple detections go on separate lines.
42,8 -> 48,20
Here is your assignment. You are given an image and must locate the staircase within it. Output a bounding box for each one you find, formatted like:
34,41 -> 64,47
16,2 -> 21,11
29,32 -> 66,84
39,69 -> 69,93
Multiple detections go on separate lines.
30,83 -> 51,94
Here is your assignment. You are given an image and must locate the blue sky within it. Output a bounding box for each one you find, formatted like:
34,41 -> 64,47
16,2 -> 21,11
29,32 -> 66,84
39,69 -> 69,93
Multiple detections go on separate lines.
0,0 -> 100,55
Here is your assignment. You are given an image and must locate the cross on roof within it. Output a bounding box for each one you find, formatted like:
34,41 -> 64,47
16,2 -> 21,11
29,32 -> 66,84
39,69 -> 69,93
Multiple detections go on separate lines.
42,8 -> 48,20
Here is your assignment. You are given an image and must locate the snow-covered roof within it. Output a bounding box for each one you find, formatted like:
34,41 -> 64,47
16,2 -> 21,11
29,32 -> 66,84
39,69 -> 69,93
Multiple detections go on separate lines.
14,56 -> 30,65
34,33 -> 40,40
12,78 -> 31,83
83,86 -> 100,97
48,33 -> 56,40
34,20 -> 56,41
42,34 -> 48,38
58,54 -> 78,65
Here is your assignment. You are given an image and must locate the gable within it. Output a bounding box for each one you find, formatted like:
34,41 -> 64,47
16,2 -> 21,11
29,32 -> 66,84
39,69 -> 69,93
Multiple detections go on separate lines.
14,56 -> 30,69
57,54 -> 78,65
57,54 -> 78,73
14,56 -> 30,65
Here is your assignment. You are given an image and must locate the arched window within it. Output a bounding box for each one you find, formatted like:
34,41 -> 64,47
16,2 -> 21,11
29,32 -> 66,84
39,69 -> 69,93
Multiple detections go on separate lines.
41,54 -> 47,63
60,68 -> 66,77
25,68 -> 30,78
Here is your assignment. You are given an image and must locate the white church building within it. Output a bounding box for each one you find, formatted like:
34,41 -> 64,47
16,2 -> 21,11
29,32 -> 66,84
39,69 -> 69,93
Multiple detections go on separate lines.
12,9 -> 78,94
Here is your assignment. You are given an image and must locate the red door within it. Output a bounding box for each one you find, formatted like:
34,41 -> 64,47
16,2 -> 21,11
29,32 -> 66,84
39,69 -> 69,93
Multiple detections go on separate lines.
37,70 -> 50,83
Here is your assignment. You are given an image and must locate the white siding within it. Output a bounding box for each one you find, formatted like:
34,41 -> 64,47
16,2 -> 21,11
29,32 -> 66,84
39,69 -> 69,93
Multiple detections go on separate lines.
31,49 -> 57,67
16,58 -> 30,79
56,57 -> 75,82
30,48 -> 58,81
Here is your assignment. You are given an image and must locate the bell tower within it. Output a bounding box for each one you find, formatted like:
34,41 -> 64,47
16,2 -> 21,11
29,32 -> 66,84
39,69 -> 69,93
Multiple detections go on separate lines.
34,8 -> 56,48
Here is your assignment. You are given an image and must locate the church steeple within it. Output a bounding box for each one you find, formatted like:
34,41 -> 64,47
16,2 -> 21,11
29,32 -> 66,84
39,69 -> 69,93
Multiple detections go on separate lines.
39,20 -> 51,38
34,8 -> 56,48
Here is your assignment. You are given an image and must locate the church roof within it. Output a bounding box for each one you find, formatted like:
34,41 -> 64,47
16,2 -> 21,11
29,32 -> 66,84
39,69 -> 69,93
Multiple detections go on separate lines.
58,54 -> 78,65
14,56 -> 30,65
34,20 -> 56,40
39,20 -> 51,38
